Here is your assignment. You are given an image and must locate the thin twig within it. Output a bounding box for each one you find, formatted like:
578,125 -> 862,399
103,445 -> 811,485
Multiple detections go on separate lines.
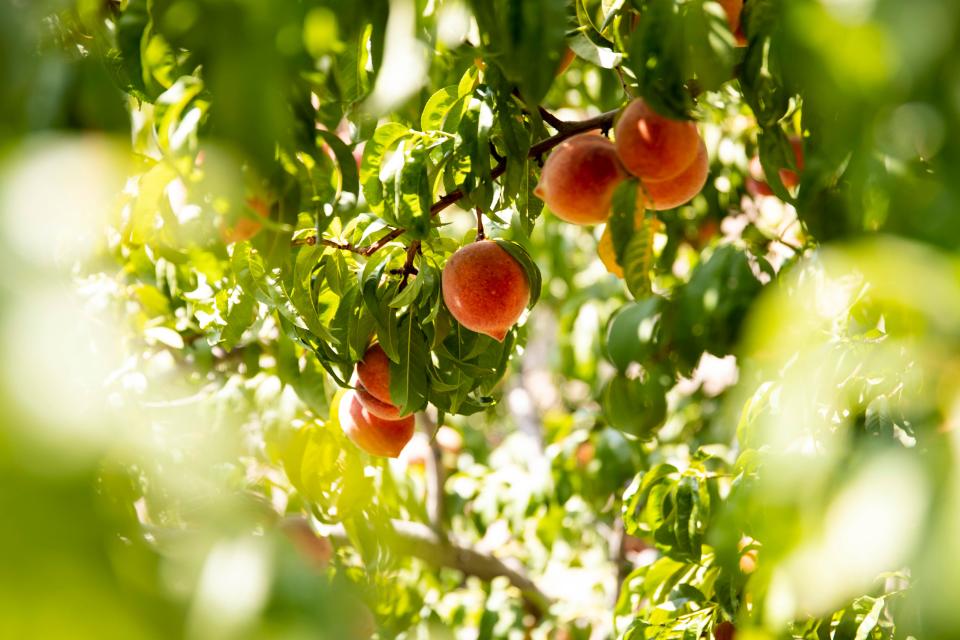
398,240 -> 421,291
313,108 -> 619,255
538,106 -> 570,133
322,518 -> 552,617
291,236 -> 365,254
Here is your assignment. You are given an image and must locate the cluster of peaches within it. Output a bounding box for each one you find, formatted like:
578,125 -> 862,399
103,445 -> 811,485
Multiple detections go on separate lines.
339,100 -> 718,458
341,240 -> 532,458
535,98 -> 710,276
337,0 -> 761,458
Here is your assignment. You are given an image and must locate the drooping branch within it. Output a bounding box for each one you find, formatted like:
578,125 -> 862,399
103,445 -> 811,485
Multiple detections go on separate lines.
311,107 -> 619,256
322,518 -> 553,617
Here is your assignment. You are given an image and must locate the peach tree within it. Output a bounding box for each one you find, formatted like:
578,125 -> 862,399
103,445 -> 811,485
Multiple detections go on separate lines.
4,0 -> 960,639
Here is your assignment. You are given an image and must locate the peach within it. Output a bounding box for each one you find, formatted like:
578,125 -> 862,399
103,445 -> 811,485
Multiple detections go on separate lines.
534,133 -> 628,225
718,0 -> 747,46
355,381 -> 406,420
441,240 -> 530,341
355,344 -> 392,406
338,390 -> 415,458
615,99 -> 700,182
354,346 -> 412,419
715,621 -> 736,640
637,139 -> 709,210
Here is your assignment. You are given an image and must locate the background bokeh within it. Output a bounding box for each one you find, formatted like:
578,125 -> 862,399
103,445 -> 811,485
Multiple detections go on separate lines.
3,1 -> 960,639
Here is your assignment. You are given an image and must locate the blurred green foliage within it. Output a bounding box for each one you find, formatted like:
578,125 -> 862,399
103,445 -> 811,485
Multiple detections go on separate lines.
2,0 -> 960,639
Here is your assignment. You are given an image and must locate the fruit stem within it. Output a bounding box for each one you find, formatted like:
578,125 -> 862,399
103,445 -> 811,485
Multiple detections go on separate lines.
475,207 -> 485,241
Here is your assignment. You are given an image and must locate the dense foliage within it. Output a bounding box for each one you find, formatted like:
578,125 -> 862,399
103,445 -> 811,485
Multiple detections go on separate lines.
3,1 -> 960,639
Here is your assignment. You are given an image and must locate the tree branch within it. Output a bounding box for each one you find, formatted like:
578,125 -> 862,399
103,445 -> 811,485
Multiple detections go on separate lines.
538,106 -> 571,133
323,518 -> 552,617
397,240 -> 421,291
309,108 -> 619,255
420,411 -> 446,536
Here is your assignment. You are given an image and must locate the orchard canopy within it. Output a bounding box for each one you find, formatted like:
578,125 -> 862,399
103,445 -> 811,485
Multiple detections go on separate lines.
4,1 -> 960,638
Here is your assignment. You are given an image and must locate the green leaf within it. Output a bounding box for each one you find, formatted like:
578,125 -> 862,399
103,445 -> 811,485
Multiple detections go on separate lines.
389,310 -> 431,415
623,464 -> 679,534
469,0 -> 568,105
568,31 -> 623,69
605,296 -> 665,370
360,122 -> 411,212
129,161 -> 177,244
333,25 -> 373,104
622,214 -> 661,298
288,244 -> 331,341
865,395 -> 894,438
360,250 -> 402,361
233,243 -> 334,343
673,476 -> 702,560
854,597 -> 885,640
113,0 -> 151,100
670,245 -> 764,370
221,287 -> 257,350
421,86 -> 460,132
609,180 -> 639,265
491,238 -> 542,308
317,129 -> 361,213
602,373 -> 668,438
381,143 -> 432,237
455,95 -> 495,210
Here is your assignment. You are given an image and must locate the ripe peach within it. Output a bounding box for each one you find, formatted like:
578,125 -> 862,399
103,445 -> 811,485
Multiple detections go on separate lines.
534,133 -> 628,225
355,381 -> 405,420
715,621 -> 736,640
614,99 -> 700,182
338,390 -> 415,458
637,139 -> 709,210
355,344 -> 392,406
718,0 -> 747,46
441,240 -> 530,341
